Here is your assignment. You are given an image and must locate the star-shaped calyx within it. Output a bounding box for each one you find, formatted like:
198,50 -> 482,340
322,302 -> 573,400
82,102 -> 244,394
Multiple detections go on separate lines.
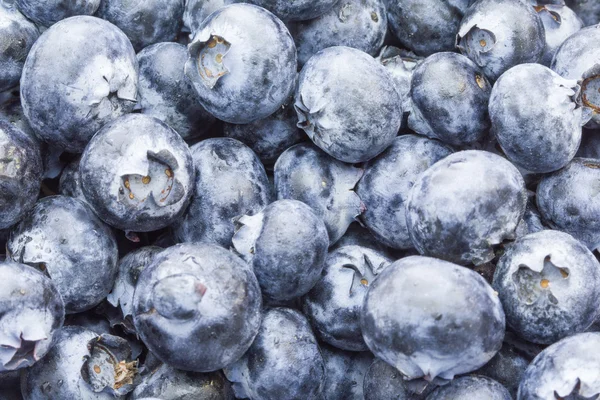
555,379 -> 600,400
342,254 -> 385,296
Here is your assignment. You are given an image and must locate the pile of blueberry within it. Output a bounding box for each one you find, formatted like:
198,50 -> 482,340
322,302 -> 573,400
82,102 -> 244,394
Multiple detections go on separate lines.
2,0 -> 600,399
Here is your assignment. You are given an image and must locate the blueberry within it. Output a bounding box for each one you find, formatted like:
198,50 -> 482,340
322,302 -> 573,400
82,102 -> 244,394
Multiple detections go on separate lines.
0,95 -> 65,180
224,307 -> 325,400
22,326 -> 140,399
0,261 -> 64,372
407,52 -> 492,146
137,42 -> 216,140
384,0 -> 470,56
274,143 -> 363,245
0,370 -> 22,400
331,223 -> 397,257
537,158 -> 600,250
131,362 -> 234,400
96,0 -> 184,52
535,4 -> 583,66
576,129 -> 600,159
7,195 -> 119,314
493,230 -> 600,344
232,199 -> 329,303
64,312 -> 112,336
363,359 -> 434,400
58,157 -> 86,202
406,150 -> 527,266
361,256 -> 505,383
551,25 -> 600,128
292,0 -> 387,67
182,0 -> 235,36
303,244 -> 392,351
426,375 -> 511,400
79,114 -> 195,232
565,0 -> 600,26
321,344 -> 374,400
0,3 -> 38,92
518,332 -> 600,399
20,16 -> 138,153
132,243 -> 262,372
489,63 -> 586,173
457,0 -> 546,81
376,46 -> 422,112
223,100 -> 305,166
295,46 -> 402,163
475,341 -> 531,398
106,246 -> 163,333
184,4 -> 297,124
0,118 -> 42,230
174,137 -> 273,247
357,135 -> 451,250
244,0 -> 339,21
514,200 -> 546,239
15,0 -> 100,27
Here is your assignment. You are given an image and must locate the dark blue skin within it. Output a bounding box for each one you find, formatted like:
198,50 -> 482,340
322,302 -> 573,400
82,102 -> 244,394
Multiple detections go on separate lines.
15,0 -> 100,26
223,100 -> 305,166
406,150 -> 527,266
357,135 -> 452,250
182,0 -> 235,36
59,157 -> 86,202
174,137 -> 274,248
185,4 -> 297,124
137,42 -> 215,140
0,261 -> 64,372
20,16 -> 138,153
489,63 -> 587,173
576,129 -> 600,159
303,245 -> 392,351
537,158 -> 600,250
408,52 -> 492,147
377,46 -> 422,112
106,246 -> 163,333
363,359 -> 434,400
79,114 -> 195,232
426,375 -> 511,400
232,199 -> 329,303
0,118 -> 42,230
384,0 -> 470,56
295,46 -> 402,164
22,326 -> 140,399
224,307 -> 325,400
293,0 -> 387,67
132,243 -> 262,372
565,0 -> 600,26
96,0 -> 184,52
245,0 -> 339,21
0,370 -> 22,400
321,344 -> 374,400
535,4 -> 583,66
331,223 -> 400,260
7,196 -> 119,314
457,0 -> 546,81
0,3 -> 38,92
551,25 -> 600,128
493,230 -> 600,344
518,332 -> 600,399
0,94 -> 65,180
475,341 -> 532,398
131,363 -> 234,400
361,256 -> 505,384
274,143 -> 363,245
515,200 -> 546,238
